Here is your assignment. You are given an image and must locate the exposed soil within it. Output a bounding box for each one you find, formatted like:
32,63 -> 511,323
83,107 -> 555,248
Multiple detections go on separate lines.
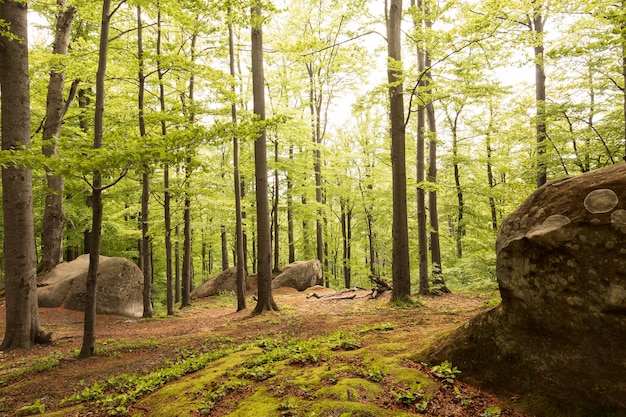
0,287 -> 529,416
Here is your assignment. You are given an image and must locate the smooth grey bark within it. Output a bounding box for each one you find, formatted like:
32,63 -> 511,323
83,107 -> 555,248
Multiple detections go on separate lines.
156,5 -> 174,315
531,9 -> 547,187
79,0 -> 111,359
0,0 -> 48,350
251,4 -> 279,314
387,0 -> 411,301
413,0 -> 429,296
40,0 -> 77,274
137,5 -> 153,318
229,9 -> 247,311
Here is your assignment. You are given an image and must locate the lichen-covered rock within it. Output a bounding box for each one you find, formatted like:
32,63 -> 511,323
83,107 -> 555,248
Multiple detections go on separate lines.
430,163 -> 626,409
191,267 -> 240,298
272,260 -> 323,291
38,254 -> 143,318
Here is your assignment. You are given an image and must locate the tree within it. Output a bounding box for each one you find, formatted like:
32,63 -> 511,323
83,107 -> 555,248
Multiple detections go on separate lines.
387,0 -> 411,301
251,3 -> 279,315
228,6 -> 247,312
39,0 -> 77,274
137,5 -> 153,319
0,0 -> 49,350
79,0 -> 112,359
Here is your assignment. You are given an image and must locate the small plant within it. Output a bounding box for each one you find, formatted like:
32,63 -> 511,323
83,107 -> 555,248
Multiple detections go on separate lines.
454,386 -> 473,405
14,399 -> 45,416
391,384 -> 427,407
354,363 -> 386,382
241,365 -> 275,381
278,400 -> 299,416
480,406 -> 502,417
328,331 -> 361,351
431,360 -> 461,384
358,322 -> 395,333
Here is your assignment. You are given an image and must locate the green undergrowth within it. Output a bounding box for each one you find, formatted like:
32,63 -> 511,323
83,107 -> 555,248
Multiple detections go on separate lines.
39,323 -> 438,416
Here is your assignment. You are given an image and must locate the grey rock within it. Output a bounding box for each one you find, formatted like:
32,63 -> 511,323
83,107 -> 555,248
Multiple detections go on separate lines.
430,163 -> 626,409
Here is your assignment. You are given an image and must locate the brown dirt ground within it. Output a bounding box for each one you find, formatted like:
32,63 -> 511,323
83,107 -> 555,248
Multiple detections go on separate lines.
0,287 -> 528,417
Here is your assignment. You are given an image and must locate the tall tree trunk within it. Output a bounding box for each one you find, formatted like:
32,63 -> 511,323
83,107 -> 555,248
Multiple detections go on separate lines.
287,145 -> 295,264
532,9 -> 547,187
450,109 -> 464,258
156,5 -> 174,315
79,0 -> 111,359
137,5 -> 153,319
251,4 -> 279,314
221,225 -> 229,270
341,199 -> 352,288
273,137 -> 280,273
181,181 -> 192,308
424,60 -> 449,293
486,105 -> 498,232
307,65 -> 325,274
387,0 -> 411,301
181,31 -> 198,308
39,1 -> 77,274
413,0 -> 429,296
229,8 -> 247,311
0,0 -> 48,350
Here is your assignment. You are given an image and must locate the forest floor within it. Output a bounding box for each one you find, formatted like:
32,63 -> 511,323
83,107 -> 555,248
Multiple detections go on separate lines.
0,286 -> 536,417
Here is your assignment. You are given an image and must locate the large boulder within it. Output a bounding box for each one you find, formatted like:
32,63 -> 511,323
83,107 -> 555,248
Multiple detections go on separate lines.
37,254 -> 143,318
272,260 -> 323,291
430,163 -> 626,409
191,267 -> 239,298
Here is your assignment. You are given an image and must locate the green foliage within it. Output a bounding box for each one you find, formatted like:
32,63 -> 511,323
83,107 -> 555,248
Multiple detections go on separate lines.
327,331 -> 362,351
431,361 -> 461,384
14,399 -> 45,416
60,343 -> 247,414
391,384 -> 433,411
480,406 -> 501,417
353,363 -> 386,382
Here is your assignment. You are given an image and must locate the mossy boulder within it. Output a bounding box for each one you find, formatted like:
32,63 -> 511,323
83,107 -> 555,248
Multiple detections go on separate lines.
272,260 -> 323,291
37,254 -> 143,318
431,163 -> 626,409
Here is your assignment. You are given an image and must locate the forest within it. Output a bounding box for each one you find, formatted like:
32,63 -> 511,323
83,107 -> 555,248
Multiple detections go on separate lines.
0,0 -> 625,344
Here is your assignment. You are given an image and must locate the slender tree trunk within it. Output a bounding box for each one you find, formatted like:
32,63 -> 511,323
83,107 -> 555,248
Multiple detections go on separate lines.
341,199 -> 352,288
181,31 -> 198,308
486,106 -> 498,232
307,65 -> 325,273
423,13 -> 449,293
40,1 -> 77,274
156,5 -> 174,315
450,109 -> 464,258
174,228 -> 180,303
228,10 -> 247,311
0,0 -> 48,350
181,184 -> 192,308
387,0 -> 411,301
137,5 -> 153,319
532,10 -> 547,187
251,4 -> 278,314
287,145 -> 295,264
221,225 -> 229,270
273,138 -> 280,272
79,0 -> 111,359
413,0 -> 429,296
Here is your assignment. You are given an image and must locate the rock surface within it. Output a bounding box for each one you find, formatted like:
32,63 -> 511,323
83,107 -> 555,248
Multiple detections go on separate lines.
430,163 -> 626,409
38,254 -> 143,318
272,260 -> 323,291
191,267 -> 239,298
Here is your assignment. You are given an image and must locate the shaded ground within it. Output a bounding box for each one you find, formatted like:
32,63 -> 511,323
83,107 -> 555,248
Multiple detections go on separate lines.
0,287 -> 529,416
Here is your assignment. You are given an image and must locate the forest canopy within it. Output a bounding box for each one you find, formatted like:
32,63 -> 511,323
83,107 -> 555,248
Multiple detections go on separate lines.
2,0 -> 625,307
